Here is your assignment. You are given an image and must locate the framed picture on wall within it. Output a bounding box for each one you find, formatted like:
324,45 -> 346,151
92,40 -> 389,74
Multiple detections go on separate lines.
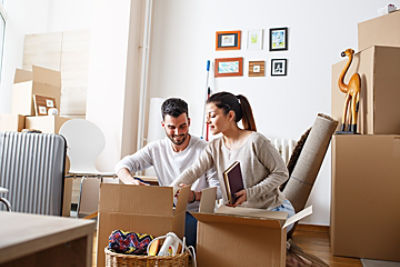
33,94 -> 57,116
247,29 -> 263,50
215,57 -> 243,77
216,30 -> 241,50
248,61 -> 265,77
269,27 -> 288,51
271,59 -> 287,76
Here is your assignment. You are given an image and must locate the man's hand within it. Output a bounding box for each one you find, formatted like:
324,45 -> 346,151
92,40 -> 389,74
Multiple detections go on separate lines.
117,168 -> 148,186
232,189 -> 247,207
174,183 -> 198,203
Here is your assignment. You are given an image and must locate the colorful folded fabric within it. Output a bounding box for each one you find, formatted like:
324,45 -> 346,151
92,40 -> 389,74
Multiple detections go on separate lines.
108,230 -> 154,255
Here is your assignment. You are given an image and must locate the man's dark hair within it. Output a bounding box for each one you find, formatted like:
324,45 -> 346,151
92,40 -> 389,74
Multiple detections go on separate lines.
161,98 -> 189,119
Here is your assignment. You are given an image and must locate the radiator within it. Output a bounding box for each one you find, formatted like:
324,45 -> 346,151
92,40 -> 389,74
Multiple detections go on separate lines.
271,138 -> 297,165
0,132 -> 66,215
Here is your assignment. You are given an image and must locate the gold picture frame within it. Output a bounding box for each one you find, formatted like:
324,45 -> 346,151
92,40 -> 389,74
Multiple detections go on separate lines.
248,61 -> 265,77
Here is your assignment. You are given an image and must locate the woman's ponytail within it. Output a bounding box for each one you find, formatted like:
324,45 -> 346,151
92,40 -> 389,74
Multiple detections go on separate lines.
236,95 -> 257,131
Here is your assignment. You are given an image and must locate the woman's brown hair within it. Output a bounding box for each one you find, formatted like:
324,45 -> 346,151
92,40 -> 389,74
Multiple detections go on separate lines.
207,92 -> 257,131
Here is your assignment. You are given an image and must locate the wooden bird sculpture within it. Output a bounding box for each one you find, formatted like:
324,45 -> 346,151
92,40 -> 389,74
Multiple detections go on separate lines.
338,49 -> 361,133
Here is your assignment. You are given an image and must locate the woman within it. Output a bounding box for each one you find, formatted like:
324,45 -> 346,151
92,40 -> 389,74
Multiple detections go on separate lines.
171,91 -> 295,218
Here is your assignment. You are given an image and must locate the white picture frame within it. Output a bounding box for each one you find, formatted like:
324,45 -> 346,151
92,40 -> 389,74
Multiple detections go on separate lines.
247,29 -> 263,50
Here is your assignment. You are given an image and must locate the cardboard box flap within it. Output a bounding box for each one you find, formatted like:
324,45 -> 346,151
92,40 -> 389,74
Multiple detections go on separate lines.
282,206 -> 312,229
199,187 -> 217,213
193,211 -> 283,228
174,186 -> 190,213
216,206 -> 288,220
32,65 -> 61,87
14,69 -> 33,83
99,184 -> 173,216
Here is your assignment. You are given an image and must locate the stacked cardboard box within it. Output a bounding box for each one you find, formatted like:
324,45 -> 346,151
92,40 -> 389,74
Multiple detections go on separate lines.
330,10 -> 400,261
1,65 -> 69,133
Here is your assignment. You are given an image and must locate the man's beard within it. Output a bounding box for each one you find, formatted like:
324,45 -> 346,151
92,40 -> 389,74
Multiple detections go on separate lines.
167,133 -> 187,145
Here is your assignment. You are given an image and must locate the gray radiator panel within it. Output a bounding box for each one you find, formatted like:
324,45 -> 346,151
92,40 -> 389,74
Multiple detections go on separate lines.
0,132 -> 66,215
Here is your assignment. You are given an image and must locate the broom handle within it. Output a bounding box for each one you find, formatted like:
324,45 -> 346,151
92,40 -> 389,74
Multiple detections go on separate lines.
201,60 -> 210,140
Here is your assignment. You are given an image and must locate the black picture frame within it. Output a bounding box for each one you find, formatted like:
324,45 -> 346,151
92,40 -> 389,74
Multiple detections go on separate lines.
271,59 -> 287,76
269,27 -> 288,51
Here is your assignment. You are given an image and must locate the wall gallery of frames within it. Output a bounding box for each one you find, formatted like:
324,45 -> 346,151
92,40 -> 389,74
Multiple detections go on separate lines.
214,28 -> 288,78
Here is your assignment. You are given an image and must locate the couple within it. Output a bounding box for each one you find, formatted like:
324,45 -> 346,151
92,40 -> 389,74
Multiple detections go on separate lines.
115,91 -> 295,247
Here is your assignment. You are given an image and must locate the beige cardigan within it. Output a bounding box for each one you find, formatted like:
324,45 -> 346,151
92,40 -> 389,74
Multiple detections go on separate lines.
171,132 -> 289,210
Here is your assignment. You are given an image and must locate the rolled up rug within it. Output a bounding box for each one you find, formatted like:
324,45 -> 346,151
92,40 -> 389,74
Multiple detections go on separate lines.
283,113 -> 338,213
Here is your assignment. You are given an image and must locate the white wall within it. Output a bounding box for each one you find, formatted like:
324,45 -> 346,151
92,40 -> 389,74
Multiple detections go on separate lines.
148,0 -> 400,225
86,0 -> 145,172
47,0 -> 91,33
0,0 -> 92,113
0,0 -> 49,113
0,0 -> 143,172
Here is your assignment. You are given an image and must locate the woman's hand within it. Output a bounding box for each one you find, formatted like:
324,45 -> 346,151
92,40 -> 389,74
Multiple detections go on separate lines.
232,189 -> 247,207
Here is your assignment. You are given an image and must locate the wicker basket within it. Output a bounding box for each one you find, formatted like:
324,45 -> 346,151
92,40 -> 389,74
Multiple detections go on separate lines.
104,248 -> 190,267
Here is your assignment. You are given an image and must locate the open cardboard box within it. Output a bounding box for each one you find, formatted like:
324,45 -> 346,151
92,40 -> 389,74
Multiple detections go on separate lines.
11,65 -> 61,116
192,188 -> 312,267
96,183 -> 190,267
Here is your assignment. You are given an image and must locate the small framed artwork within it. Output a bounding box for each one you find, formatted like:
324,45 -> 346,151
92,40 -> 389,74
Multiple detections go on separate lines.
33,94 -> 57,116
271,59 -> 287,76
248,61 -> 265,77
215,57 -> 243,77
269,27 -> 288,51
216,30 -> 241,50
247,29 -> 263,50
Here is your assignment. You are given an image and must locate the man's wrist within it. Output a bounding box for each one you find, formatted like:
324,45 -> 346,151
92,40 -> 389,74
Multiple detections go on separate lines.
189,191 -> 196,203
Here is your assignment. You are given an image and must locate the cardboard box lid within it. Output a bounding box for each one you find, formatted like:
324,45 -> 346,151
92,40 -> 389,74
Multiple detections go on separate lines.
32,65 -> 61,88
13,65 -> 61,87
14,69 -> 33,83
194,187 -> 312,229
99,183 -> 189,217
358,10 -> 400,51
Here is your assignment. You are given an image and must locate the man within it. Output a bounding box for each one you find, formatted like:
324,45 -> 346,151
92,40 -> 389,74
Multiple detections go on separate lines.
115,98 -> 220,247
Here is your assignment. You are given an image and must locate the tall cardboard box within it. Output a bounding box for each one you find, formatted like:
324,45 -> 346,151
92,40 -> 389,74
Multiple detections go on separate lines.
193,188 -> 312,267
96,184 -> 189,267
358,10 -> 400,51
0,114 -> 25,132
331,135 -> 400,261
331,46 -> 400,134
12,65 -> 61,116
25,115 -> 69,133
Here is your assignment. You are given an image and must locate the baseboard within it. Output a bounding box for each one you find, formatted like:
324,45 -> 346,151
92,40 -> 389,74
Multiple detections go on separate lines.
295,224 -> 329,233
